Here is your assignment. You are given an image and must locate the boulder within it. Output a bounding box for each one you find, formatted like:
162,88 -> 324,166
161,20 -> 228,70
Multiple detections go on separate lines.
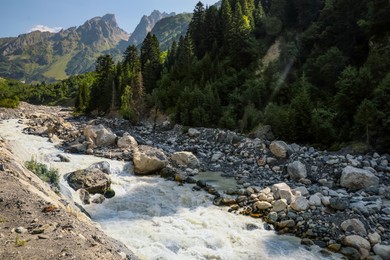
133,145 -> 168,175
254,201 -> 272,210
287,161 -> 307,180
211,152 -> 223,162
290,196 -> 309,211
67,143 -> 87,153
368,232 -> 381,245
117,134 -> 138,149
269,141 -> 291,158
373,244 -> 390,260
343,235 -> 371,251
90,194 -> 106,204
272,183 -> 294,203
88,161 -> 112,175
309,194 -> 322,206
330,197 -> 350,210
277,219 -> 295,228
340,166 -> 379,190
171,151 -> 200,169
188,128 -> 201,137
340,247 -> 361,260
273,199 -> 288,212
341,219 -> 367,236
67,168 -> 111,195
77,188 -> 90,204
83,124 -> 116,147
293,186 -> 309,197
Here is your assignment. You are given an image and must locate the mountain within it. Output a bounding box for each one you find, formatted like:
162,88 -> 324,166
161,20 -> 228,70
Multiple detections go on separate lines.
151,13 -> 193,51
127,10 -> 175,48
0,14 -> 129,83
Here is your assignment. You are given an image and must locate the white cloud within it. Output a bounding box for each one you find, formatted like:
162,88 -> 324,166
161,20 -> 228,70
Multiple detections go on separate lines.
28,25 -> 63,33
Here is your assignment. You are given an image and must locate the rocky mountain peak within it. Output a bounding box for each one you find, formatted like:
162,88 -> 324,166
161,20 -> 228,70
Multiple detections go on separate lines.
77,14 -> 129,45
128,10 -> 175,46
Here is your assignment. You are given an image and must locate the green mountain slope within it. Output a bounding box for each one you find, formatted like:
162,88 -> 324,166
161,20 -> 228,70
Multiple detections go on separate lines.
0,14 -> 129,83
151,13 -> 193,50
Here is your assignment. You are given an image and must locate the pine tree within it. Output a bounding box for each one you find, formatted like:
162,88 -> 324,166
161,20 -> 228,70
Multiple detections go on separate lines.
189,1 -> 206,58
89,55 -> 116,112
123,45 -> 142,99
220,0 -> 234,50
75,82 -> 90,112
120,85 -> 136,121
204,5 -> 219,52
141,33 -> 162,94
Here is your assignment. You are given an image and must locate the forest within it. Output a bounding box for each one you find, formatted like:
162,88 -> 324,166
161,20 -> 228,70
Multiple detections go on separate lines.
2,0 -> 389,151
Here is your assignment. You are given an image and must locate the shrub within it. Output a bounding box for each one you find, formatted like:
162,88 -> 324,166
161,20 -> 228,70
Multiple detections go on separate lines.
0,97 -> 19,108
25,158 -> 60,192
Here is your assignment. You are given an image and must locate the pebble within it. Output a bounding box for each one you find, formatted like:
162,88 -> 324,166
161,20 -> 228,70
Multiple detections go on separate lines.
15,226 -> 28,234
38,235 -> 49,239
301,238 -> 314,245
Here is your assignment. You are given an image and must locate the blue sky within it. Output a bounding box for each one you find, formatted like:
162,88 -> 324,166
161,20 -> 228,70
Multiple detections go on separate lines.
0,0 -> 217,37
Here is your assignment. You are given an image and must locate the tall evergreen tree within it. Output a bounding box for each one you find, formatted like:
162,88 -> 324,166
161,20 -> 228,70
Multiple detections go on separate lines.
189,1 -> 206,58
220,0 -> 234,50
89,55 -> 116,112
141,33 -> 162,94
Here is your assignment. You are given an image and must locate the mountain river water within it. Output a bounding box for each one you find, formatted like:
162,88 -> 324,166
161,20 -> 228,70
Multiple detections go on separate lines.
0,119 -> 341,260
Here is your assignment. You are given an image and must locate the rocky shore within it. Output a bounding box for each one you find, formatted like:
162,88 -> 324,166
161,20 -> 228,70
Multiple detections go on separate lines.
2,102 -> 390,260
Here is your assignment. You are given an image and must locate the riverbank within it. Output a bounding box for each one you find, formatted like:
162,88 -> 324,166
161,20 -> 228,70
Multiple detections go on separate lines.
1,102 -> 390,259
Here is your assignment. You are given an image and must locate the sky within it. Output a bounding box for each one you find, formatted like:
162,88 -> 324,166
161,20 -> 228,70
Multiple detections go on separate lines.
0,0 -> 218,37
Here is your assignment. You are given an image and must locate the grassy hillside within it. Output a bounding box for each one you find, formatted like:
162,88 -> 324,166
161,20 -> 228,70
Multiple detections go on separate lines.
43,53 -> 73,80
0,14 -> 128,83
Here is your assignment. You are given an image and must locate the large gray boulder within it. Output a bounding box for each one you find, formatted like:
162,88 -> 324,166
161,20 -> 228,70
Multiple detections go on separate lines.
171,151 -> 200,169
67,168 -> 111,195
188,128 -> 201,137
272,182 -> 294,203
88,161 -> 112,175
343,235 -> 371,251
340,166 -> 379,190
287,161 -> 307,181
290,196 -> 309,211
373,244 -> 390,260
84,124 -> 116,147
133,145 -> 168,175
269,141 -> 291,158
341,219 -> 367,236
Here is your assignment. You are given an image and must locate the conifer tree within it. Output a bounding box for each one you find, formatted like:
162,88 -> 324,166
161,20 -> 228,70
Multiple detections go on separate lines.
220,0 -> 234,50
189,1 -> 206,58
141,33 -> 162,94
89,54 -> 115,112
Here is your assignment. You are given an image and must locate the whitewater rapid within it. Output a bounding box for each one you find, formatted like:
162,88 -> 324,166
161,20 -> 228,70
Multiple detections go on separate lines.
0,119 -> 340,260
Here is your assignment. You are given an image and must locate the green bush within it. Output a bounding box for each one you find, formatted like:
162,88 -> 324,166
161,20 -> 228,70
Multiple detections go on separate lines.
0,97 -> 19,108
25,158 -> 60,192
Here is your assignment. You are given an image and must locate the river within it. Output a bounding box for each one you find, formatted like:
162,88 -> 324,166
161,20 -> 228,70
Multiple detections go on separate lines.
0,119 -> 340,260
